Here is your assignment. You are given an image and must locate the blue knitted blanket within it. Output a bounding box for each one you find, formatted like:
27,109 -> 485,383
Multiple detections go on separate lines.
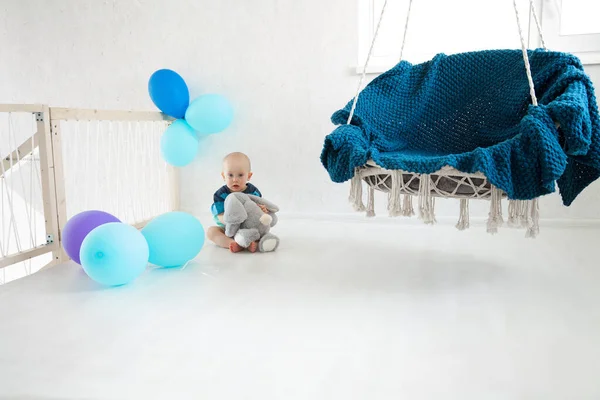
321,49 -> 600,206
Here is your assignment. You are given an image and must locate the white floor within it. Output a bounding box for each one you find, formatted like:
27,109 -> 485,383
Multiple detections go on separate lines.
1,217 -> 600,399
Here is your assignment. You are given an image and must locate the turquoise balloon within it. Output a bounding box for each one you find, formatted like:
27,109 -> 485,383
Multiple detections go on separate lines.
185,94 -> 234,134
161,119 -> 199,167
141,212 -> 205,268
80,223 -> 149,286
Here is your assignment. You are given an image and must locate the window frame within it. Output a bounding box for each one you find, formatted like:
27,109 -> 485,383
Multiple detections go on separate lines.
534,0 -> 600,65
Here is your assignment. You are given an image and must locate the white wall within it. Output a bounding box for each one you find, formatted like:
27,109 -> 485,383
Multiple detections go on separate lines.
1,0 -> 600,221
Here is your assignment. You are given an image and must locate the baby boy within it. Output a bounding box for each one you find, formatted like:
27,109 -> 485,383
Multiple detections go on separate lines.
207,152 -> 268,253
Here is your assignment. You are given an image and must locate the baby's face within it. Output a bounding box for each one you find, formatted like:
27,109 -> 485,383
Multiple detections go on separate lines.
222,159 -> 253,192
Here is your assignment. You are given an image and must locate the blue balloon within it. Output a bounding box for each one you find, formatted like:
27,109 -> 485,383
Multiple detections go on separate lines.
161,119 -> 199,167
148,69 -> 190,119
141,212 -> 205,268
80,223 -> 149,286
185,94 -> 234,134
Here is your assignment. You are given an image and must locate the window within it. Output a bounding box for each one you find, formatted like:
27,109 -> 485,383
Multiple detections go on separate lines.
538,0 -> 600,64
357,0 -> 600,73
559,0 -> 600,35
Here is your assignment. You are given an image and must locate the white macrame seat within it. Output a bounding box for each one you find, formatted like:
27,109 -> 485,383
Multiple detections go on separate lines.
345,0 -> 544,237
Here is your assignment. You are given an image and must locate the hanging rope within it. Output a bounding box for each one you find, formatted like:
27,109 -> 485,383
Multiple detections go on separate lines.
347,0 -> 390,124
398,0 -> 414,63
350,0 -> 543,123
513,0 -> 539,106
529,0 -> 546,50
348,0 -> 415,125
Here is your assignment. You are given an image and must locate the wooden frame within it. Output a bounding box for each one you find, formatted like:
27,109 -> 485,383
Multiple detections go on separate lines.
1,135 -> 38,177
48,108 -> 177,234
49,108 -> 173,122
1,105 -> 180,274
0,105 -> 60,270
48,107 -> 68,263
48,107 -> 178,250
0,104 -> 45,113
0,245 -> 54,269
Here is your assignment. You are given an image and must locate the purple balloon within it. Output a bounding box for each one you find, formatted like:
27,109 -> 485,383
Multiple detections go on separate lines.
62,210 -> 120,265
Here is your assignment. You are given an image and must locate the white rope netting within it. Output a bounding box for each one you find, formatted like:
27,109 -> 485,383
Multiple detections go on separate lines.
1,108 -> 179,283
60,119 -> 175,226
0,112 -> 51,284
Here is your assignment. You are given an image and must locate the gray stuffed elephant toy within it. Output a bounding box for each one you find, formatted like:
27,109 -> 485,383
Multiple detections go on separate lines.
223,192 -> 280,252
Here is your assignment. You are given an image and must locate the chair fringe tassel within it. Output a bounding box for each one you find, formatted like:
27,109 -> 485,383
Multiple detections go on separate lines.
456,199 -> 470,230
388,170 -> 402,216
402,194 -> 415,217
525,198 -> 540,238
366,187 -> 375,217
351,169 -> 539,237
486,186 -> 504,234
508,199 -> 539,238
387,171 -> 414,217
349,169 -> 366,212
508,200 -> 526,227
418,174 -> 436,224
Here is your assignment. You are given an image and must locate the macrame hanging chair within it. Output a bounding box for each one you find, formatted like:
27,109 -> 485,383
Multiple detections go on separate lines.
321,0 -> 600,237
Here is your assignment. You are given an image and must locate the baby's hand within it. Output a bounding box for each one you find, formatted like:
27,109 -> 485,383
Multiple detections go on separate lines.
258,204 -> 269,213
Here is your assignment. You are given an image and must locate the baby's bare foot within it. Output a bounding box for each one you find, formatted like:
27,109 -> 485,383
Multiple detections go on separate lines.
229,242 -> 244,253
248,241 -> 259,253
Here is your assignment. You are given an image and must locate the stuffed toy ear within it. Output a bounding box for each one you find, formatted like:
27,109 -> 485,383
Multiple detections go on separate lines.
246,194 -> 279,213
269,213 -> 278,228
224,194 -> 248,224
